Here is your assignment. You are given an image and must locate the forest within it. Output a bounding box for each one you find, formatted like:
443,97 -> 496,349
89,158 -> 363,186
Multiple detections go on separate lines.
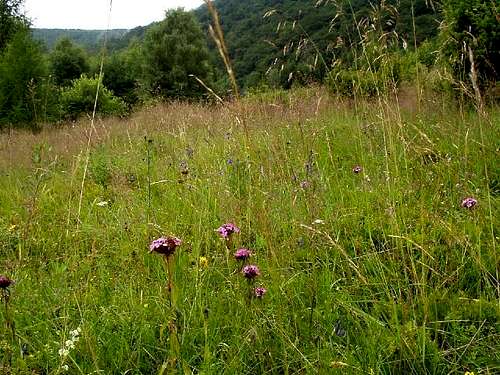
0,0 -> 497,128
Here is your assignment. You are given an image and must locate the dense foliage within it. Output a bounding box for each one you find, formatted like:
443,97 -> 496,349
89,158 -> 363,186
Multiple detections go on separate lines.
194,0 -> 441,88
59,75 -> 127,120
440,0 -> 500,88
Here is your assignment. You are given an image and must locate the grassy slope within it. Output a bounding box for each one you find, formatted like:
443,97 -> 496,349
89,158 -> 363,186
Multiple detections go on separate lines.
0,88 -> 498,374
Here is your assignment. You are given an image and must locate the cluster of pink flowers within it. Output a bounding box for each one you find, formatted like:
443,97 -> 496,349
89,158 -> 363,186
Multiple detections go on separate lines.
242,265 -> 267,298
218,222 -> 267,299
254,287 -> 267,298
148,222 -> 268,300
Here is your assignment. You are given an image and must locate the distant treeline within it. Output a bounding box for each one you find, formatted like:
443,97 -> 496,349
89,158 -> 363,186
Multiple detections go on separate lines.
32,29 -> 129,51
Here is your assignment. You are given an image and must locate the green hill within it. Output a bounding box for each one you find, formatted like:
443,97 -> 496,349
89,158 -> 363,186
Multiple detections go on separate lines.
31,28 -> 129,51
194,0 -> 441,87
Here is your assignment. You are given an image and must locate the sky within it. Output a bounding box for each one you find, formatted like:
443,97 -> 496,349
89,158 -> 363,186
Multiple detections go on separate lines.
24,0 -> 205,30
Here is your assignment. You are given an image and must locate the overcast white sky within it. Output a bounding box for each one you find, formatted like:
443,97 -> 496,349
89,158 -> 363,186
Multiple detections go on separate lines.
24,0 -> 205,30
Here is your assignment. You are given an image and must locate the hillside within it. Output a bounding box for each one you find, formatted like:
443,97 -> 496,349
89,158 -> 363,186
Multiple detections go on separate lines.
194,0 -> 441,87
32,28 -> 129,51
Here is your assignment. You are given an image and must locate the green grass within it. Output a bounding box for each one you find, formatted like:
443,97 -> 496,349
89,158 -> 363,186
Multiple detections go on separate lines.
0,89 -> 498,374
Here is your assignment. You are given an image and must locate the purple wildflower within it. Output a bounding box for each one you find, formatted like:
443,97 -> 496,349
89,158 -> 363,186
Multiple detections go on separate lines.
149,236 -> 182,256
352,165 -> 362,174
0,275 -> 13,289
300,180 -> 310,189
217,223 -> 240,238
234,248 -> 252,261
461,197 -> 478,209
254,287 -> 267,298
242,265 -> 260,279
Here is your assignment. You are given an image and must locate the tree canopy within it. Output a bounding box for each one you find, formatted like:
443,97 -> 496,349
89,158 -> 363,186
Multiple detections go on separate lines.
0,0 -> 29,52
142,9 -> 213,98
49,38 -> 89,86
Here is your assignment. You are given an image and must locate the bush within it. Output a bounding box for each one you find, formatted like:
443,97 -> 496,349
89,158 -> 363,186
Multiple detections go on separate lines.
60,75 -> 127,120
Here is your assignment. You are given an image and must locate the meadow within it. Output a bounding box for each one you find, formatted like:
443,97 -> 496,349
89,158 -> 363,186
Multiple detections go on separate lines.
0,87 -> 498,374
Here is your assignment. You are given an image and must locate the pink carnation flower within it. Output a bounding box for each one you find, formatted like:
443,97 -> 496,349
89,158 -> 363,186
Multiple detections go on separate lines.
217,223 -> 240,238
149,236 -> 182,256
0,275 -> 13,289
254,287 -> 267,298
461,197 -> 478,209
234,248 -> 252,261
242,265 -> 260,279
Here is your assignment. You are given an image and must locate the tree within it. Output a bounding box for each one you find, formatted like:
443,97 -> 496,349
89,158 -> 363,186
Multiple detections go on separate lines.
141,9 -> 213,98
49,38 -> 89,87
0,29 -> 48,127
0,0 -> 29,52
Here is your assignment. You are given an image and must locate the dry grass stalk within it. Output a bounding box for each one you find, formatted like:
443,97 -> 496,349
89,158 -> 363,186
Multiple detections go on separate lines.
203,0 -> 240,98
467,45 -> 485,117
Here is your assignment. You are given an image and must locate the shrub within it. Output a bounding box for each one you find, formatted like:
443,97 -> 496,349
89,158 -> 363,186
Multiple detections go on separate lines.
60,75 -> 127,120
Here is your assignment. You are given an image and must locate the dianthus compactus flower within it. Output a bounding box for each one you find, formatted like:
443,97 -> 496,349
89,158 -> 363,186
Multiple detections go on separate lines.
234,248 -> 251,261
254,287 -> 267,298
149,236 -> 182,256
217,223 -> 240,238
243,265 -> 260,279
461,197 -> 477,209
0,275 -> 13,289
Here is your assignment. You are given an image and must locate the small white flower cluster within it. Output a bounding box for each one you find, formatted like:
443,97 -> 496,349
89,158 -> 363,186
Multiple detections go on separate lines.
58,327 -> 81,358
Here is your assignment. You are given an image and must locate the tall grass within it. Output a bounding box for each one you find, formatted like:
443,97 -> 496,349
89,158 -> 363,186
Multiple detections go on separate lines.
0,86 -> 498,373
